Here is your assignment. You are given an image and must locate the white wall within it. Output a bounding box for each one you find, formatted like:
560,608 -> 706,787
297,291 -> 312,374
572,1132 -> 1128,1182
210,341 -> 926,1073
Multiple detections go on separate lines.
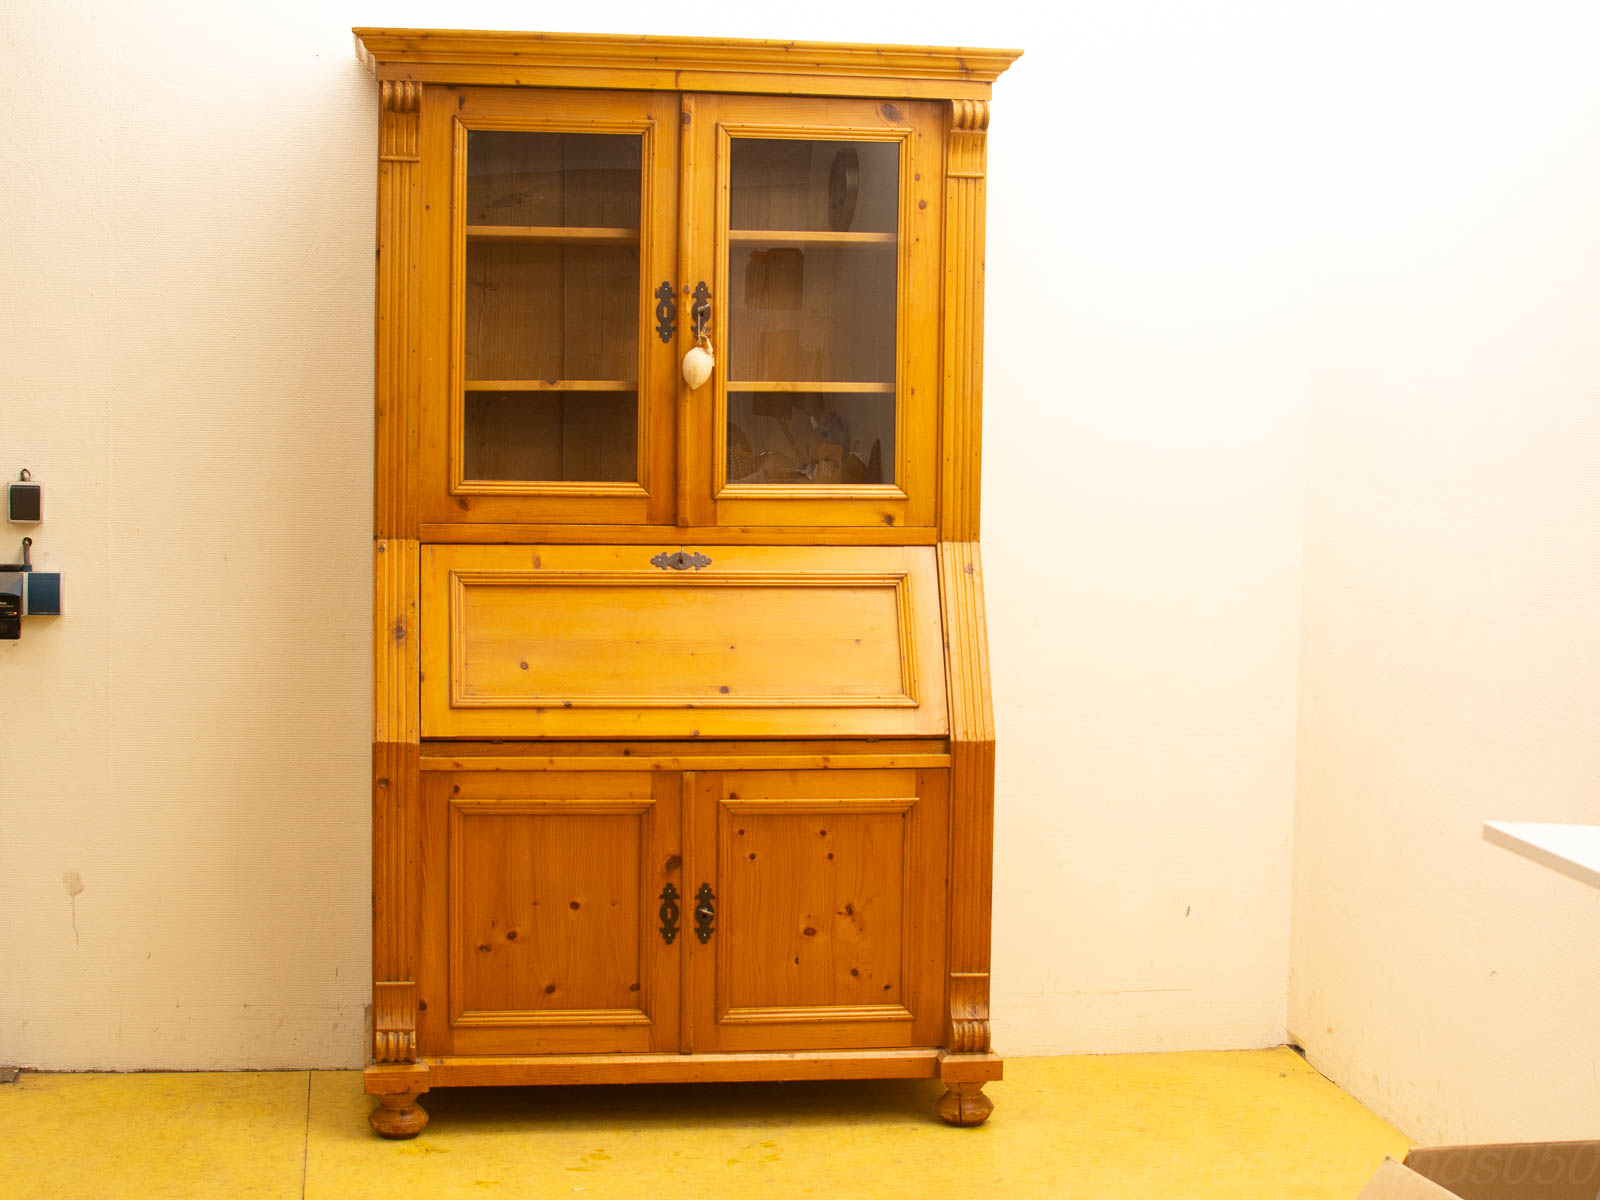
0,0 -> 1306,1069
1288,3 -> 1600,1142
0,2 -> 377,1067
984,4 -> 1306,1051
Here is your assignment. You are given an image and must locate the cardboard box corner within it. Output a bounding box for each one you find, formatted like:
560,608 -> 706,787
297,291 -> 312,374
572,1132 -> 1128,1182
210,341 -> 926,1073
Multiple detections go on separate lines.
1357,1141 -> 1600,1200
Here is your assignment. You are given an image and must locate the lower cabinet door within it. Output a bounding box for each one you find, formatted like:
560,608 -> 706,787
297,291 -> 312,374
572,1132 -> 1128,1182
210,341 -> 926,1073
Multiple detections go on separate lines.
687,768 -> 949,1053
417,769 -> 682,1055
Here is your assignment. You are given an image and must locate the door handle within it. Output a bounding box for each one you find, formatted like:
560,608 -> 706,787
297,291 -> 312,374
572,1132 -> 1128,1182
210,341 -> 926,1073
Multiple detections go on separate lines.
681,281 -> 714,389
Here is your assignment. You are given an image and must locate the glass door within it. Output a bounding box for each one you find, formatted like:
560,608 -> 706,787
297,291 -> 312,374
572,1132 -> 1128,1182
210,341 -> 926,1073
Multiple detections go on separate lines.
683,95 -> 942,531
419,88 -> 679,526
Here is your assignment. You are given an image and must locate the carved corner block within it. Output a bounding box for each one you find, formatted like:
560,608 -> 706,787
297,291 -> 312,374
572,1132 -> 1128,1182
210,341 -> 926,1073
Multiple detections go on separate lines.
373,980 -> 419,1063
948,98 -> 989,178
380,80 -> 421,118
948,971 -> 992,1052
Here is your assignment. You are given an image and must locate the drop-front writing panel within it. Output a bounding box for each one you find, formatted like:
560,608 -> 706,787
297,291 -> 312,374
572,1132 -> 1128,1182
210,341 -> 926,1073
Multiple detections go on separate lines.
420,544 -> 948,738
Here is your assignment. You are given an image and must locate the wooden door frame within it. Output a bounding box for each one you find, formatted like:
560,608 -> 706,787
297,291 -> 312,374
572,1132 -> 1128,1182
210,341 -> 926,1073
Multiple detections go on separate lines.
684,767 -> 948,1054
680,93 -> 943,532
415,768 -> 682,1056
417,85 -> 680,527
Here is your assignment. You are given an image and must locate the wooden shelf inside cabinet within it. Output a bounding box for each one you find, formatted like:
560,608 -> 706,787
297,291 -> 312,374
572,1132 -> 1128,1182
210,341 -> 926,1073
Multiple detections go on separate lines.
727,381 -> 895,393
727,230 -> 897,246
464,380 -> 637,392
466,225 -> 640,245
360,26 -> 1016,1140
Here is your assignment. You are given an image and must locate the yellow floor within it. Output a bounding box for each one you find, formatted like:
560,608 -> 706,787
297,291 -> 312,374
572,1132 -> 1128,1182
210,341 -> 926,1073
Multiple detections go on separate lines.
0,1048 -> 1407,1199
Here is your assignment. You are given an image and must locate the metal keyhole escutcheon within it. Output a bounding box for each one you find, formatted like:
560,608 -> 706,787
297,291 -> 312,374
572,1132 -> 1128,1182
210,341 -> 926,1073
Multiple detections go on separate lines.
693,883 -> 716,944
658,882 -> 681,945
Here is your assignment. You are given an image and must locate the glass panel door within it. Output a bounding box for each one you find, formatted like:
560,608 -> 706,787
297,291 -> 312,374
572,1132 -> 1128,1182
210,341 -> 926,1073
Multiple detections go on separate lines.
683,95 -> 941,531
419,87 -> 678,527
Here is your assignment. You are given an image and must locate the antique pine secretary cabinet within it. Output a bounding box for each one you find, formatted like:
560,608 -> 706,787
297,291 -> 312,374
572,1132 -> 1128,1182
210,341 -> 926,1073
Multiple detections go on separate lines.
355,28 -> 1018,1138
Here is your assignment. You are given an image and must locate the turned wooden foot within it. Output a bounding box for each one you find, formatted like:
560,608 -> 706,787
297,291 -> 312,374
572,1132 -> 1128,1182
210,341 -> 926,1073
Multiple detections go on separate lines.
936,1082 -> 994,1127
369,1091 -> 429,1138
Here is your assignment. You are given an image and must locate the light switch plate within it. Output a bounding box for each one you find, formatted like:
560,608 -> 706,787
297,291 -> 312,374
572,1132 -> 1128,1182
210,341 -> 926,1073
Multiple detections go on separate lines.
25,572 -> 61,616
7,480 -> 42,524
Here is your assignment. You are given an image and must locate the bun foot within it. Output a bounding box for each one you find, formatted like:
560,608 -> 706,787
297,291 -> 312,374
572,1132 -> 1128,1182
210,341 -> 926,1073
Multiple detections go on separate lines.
936,1082 -> 994,1127
369,1091 -> 429,1139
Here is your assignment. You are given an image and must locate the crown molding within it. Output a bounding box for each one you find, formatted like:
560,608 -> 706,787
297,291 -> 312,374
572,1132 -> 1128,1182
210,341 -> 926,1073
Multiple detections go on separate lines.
353,28 -> 1021,100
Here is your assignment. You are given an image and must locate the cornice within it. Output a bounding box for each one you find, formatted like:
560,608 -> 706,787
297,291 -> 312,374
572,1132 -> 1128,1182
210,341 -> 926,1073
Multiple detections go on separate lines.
353,28 -> 1021,99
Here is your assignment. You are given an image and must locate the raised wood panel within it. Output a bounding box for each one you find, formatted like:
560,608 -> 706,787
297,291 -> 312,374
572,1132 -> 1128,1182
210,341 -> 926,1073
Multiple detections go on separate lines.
690,769 -> 947,1053
420,544 -> 947,738
452,806 -> 646,1018
452,578 -> 911,705
423,770 -> 680,1056
718,796 -> 915,1016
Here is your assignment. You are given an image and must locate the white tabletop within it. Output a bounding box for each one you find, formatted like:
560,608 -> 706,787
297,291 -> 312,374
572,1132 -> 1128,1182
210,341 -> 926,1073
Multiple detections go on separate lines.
1483,821 -> 1600,892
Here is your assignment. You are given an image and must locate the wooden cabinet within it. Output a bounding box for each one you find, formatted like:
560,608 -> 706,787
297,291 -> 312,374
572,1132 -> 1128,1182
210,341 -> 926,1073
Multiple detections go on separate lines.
358,28 -> 1018,1138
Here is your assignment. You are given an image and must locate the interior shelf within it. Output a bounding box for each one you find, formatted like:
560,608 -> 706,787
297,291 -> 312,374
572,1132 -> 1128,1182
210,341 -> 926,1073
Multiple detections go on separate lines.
465,380 -> 637,392
727,381 -> 895,393
728,229 -> 896,245
466,225 -> 640,244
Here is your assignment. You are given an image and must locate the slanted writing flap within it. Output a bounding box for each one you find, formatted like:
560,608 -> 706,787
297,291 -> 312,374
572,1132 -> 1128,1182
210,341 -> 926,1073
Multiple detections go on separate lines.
421,544 -> 948,738
1404,1142 -> 1600,1200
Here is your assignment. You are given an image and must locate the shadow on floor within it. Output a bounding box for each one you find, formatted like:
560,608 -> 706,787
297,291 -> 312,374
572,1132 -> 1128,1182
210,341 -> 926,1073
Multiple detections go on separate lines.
408,1074 -> 956,1135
